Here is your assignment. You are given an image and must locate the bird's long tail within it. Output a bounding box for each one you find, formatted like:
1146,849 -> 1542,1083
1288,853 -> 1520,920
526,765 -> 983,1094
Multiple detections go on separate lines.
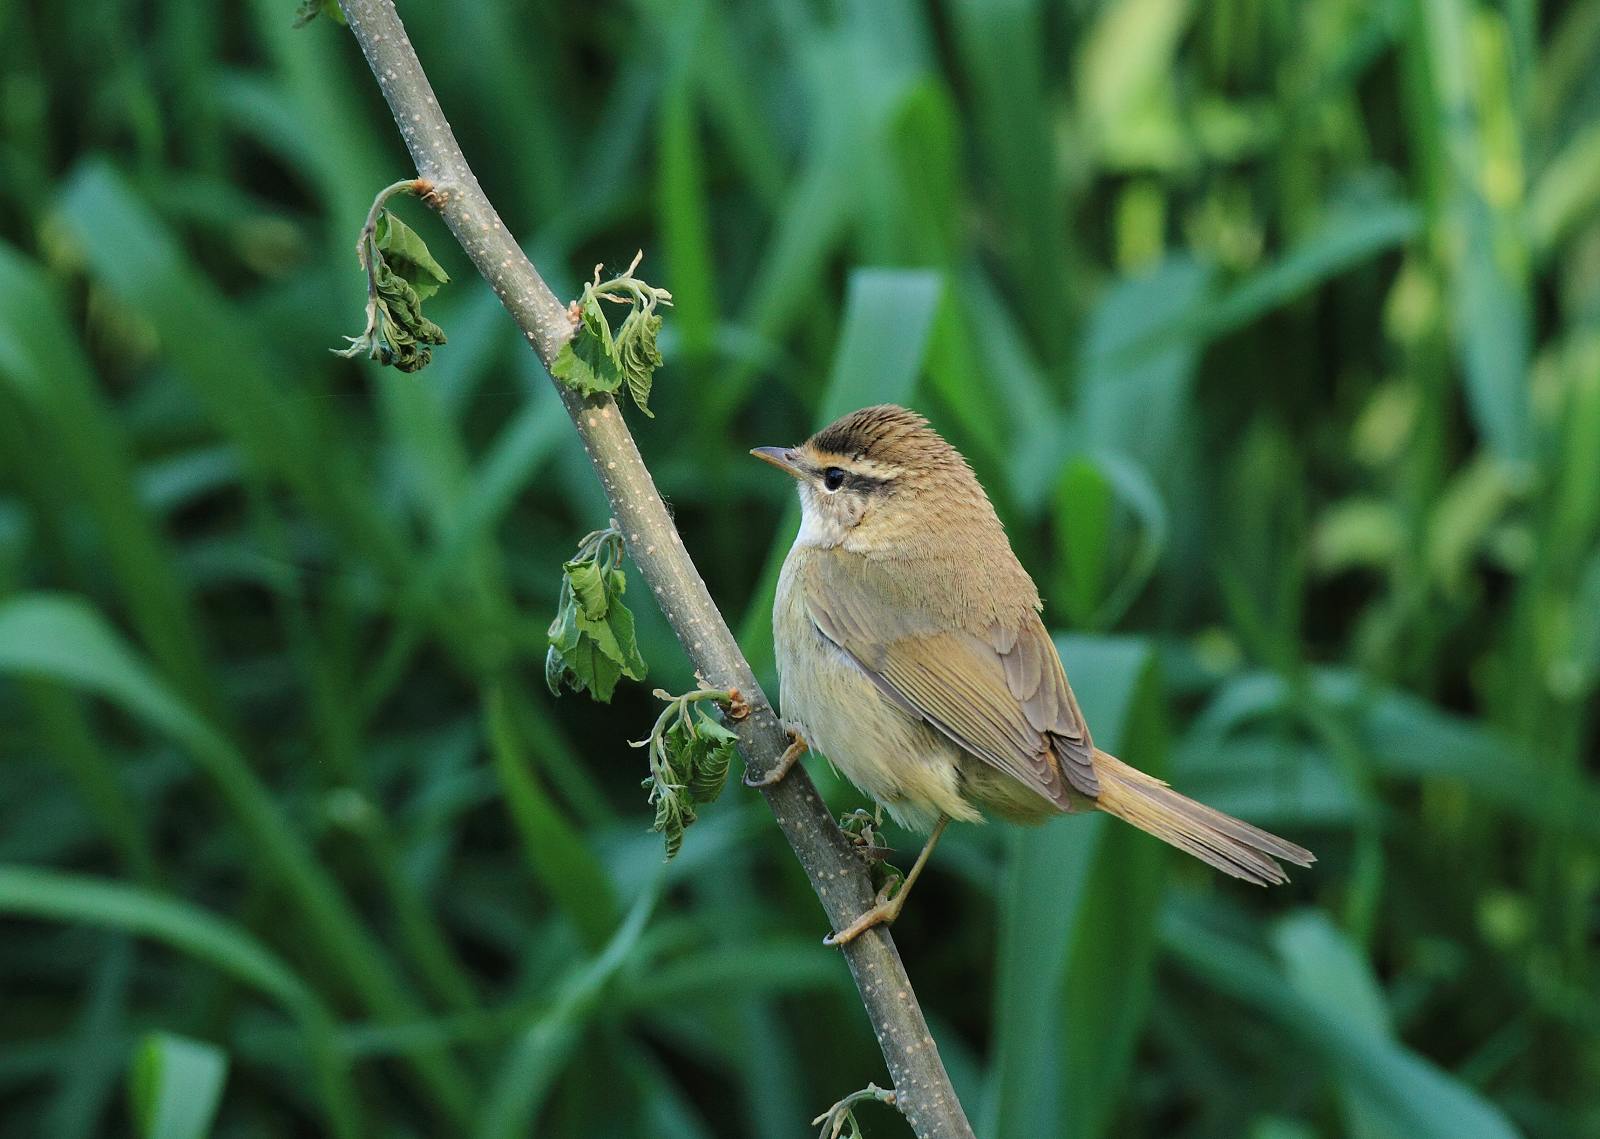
1089,749 -> 1315,885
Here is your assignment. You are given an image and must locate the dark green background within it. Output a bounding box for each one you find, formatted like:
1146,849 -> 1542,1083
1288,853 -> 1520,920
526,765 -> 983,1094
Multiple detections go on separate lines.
1,1 -> 1597,1136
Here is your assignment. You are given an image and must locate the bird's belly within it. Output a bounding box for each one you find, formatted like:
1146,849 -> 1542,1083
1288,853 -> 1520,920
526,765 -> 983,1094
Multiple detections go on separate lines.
775,574 -> 978,833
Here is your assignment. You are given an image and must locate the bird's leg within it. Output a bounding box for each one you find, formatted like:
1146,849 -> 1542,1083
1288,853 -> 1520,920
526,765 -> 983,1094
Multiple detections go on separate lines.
744,726 -> 807,787
824,815 -> 948,947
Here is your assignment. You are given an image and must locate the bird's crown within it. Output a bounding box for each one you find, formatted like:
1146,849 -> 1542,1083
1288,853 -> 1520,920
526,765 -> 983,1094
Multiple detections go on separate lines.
805,404 -> 960,476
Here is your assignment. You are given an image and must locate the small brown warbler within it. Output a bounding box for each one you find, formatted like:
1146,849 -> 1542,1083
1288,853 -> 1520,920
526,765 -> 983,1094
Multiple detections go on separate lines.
752,405 -> 1314,946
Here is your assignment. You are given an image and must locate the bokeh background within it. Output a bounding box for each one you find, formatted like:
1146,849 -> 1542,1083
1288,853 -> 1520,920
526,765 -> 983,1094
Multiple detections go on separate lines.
2,0 -> 1598,1136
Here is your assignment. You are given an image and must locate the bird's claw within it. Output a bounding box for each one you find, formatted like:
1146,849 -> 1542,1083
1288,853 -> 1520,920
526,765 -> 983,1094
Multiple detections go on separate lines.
744,727 -> 807,787
822,815 -> 948,948
823,880 -> 903,948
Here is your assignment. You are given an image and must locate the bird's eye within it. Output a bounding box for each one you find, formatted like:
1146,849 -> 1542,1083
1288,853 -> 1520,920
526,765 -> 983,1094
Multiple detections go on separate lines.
822,467 -> 847,492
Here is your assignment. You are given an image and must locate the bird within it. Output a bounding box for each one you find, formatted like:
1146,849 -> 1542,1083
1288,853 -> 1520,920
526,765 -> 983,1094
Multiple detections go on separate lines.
750,404 -> 1314,946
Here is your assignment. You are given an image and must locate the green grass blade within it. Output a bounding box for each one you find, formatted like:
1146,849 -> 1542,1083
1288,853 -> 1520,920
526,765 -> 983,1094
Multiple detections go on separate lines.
1412,1 -> 1534,468
987,635 -> 1164,1139
0,866 -> 357,1138
0,593 -> 476,1123
883,78 -> 962,266
948,0 -> 1067,361
1125,195 -> 1421,360
484,679 -> 620,950
620,1041 -> 717,1139
23,684 -> 159,884
419,0 -> 570,225
657,36 -> 717,361
1054,458 -> 1112,626
0,242 -> 218,717
244,0 -> 393,234
129,1032 -> 229,1139
709,159 -> 852,421
962,268 -> 1072,512
815,269 -> 942,422
1189,666 -> 1600,841
1346,674 -> 1600,843
1273,913 -> 1394,1139
0,594 -> 225,751
1164,899 -> 1521,1139
55,162 -> 407,579
53,939 -> 134,1139
1528,122 -> 1600,255
1055,638 -> 1168,1139
1077,257 -> 1211,478
476,883 -> 660,1139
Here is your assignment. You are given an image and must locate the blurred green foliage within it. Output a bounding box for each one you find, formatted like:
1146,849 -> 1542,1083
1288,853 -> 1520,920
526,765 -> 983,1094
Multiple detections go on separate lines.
1,0 -> 1598,1136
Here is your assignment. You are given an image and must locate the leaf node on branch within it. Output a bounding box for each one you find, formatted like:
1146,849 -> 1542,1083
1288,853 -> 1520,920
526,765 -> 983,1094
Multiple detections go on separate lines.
632,687 -> 740,859
551,251 -> 673,415
335,179 -> 450,373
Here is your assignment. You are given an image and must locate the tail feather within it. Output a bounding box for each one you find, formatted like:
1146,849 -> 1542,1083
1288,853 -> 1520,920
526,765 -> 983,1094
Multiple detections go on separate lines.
1089,750 -> 1315,886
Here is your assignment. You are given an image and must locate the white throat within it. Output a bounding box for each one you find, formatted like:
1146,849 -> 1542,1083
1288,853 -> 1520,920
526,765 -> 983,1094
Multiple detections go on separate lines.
793,487 -> 849,548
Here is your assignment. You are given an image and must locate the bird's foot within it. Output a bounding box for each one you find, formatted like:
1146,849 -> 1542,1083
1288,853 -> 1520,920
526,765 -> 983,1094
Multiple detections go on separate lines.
823,878 -> 906,947
823,815 -> 949,948
744,727 -> 807,787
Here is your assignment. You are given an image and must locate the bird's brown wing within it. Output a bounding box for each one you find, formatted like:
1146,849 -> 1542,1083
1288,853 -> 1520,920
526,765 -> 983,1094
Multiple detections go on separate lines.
985,612 -> 1098,798
802,555 -> 1099,808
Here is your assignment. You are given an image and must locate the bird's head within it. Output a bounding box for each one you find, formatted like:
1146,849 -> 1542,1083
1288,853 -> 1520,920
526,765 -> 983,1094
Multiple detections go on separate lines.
751,404 -> 986,554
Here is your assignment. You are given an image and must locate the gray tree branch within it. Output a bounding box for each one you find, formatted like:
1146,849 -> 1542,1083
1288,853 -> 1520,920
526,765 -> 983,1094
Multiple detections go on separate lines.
334,3 -> 976,1136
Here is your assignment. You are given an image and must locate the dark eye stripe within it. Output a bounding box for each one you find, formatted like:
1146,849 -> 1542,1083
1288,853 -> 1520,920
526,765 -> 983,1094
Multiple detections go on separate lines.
803,462 -> 892,494
843,471 -> 890,493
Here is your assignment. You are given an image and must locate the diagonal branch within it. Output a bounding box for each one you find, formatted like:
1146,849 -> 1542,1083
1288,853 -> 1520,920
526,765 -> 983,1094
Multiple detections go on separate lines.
335,2 -> 975,1136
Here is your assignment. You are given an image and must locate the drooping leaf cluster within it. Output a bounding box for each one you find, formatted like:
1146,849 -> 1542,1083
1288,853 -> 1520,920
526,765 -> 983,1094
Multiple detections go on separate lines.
337,206 -> 449,373
633,689 -> 740,859
544,527 -> 647,702
550,252 -> 672,416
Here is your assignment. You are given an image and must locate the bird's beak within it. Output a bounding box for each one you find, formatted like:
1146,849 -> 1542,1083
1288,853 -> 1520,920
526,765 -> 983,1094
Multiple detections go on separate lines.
749,446 -> 805,479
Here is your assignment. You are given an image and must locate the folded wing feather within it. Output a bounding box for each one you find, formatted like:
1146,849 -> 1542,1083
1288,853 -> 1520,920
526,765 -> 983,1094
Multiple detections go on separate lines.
803,554 -> 1100,808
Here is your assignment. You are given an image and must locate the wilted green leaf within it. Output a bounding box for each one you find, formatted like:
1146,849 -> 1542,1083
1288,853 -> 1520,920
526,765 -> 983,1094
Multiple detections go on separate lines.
636,690 -> 740,859
550,298 -> 623,397
373,211 -> 449,300
593,593 -> 646,680
545,530 -> 647,702
564,558 -> 609,621
685,709 -> 736,804
337,197 -> 449,373
550,259 -> 671,414
546,602 -> 625,701
651,784 -> 695,861
615,307 -> 664,415
370,258 -> 446,373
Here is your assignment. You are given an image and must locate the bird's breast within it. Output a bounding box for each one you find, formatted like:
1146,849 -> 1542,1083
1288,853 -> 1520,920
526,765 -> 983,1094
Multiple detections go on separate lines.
773,548 -> 980,832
